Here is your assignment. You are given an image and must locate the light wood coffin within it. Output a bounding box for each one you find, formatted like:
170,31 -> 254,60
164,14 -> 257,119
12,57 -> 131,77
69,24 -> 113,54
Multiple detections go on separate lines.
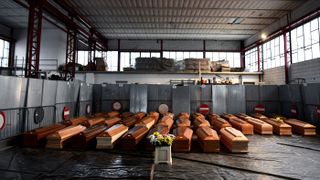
172,127 -> 193,152
193,117 -> 210,129
46,125 -> 87,149
210,117 -> 232,132
157,116 -> 174,130
65,116 -> 88,126
120,126 -> 149,150
96,124 -> 129,149
82,117 -> 105,127
220,127 -> 249,153
222,114 -> 254,135
145,125 -> 170,151
251,113 -> 292,136
207,113 -> 220,126
284,119 -> 316,136
178,112 -> 190,120
196,126 -> 220,153
104,117 -> 121,128
23,124 -> 67,147
134,112 -> 146,121
121,112 -> 134,119
192,113 -> 205,120
149,111 -> 160,123
107,111 -> 120,118
236,113 -> 273,135
176,118 -> 191,127
135,116 -> 156,130
69,125 -> 107,149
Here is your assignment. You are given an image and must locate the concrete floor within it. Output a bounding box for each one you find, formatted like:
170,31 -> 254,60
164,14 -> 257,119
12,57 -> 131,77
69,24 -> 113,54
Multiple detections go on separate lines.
0,135 -> 320,180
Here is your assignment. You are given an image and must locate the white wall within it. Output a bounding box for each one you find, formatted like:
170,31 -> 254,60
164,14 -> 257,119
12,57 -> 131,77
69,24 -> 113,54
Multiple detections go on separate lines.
75,72 -> 260,85
263,66 -> 286,85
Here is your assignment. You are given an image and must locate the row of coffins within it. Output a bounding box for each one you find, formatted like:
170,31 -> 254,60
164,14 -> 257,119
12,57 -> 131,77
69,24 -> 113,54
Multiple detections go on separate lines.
22,110 -> 316,154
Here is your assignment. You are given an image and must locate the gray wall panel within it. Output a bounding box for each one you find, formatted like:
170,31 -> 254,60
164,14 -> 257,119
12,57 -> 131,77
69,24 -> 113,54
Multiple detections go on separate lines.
302,84 -> 320,105
130,85 -> 148,113
148,85 -> 159,100
227,85 -> 246,114
212,85 -> 227,115
190,85 -> 201,101
27,79 -> 43,107
102,84 -> 119,100
304,105 -> 319,125
158,85 -> 172,100
55,103 -> 75,123
119,84 -> 130,100
246,101 -> 258,115
261,85 -> 279,101
264,102 -> 280,114
0,76 -> 25,109
56,81 -> 69,103
93,84 -> 102,113
201,85 -> 212,101
0,110 -> 23,140
172,86 -> 190,115
42,80 -> 57,106
101,100 -> 112,113
245,85 -> 259,101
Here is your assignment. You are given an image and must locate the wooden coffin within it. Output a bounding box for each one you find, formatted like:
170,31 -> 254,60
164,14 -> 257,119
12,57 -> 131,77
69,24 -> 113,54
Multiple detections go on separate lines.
46,125 -> 86,149
222,114 -> 254,135
121,116 -> 137,128
236,114 -> 273,135
176,118 -> 191,127
252,113 -> 292,136
121,112 -> 134,118
96,124 -> 129,149
196,126 -> 220,153
134,112 -> 146,121
149,111 -> 160,123
82,117 -> 105,127
193,117 -> 210,129
145,125 -> 170,151
135,116 -> 156,129
210,117 -> 232,132
284,119 -> 316,136
23,124 -> 67,147
94,113 -> 107,118
69,125 -> 107,149
178,112 -> 190,120
107,111 -> 120,118
220,127 -> 249,153
157,116 -> 174,130
192,113 -> 205,120
120,126 -> 149,150
105,117 -> 121,128
172,127 -> 193,152
65,116 -> 88,126
207,113 -> 220,126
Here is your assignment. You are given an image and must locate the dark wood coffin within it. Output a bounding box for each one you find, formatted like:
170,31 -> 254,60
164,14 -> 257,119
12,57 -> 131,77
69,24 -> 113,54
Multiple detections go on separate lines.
23,123 -> 67,147
145,125 -> 170,151
193,117 -> 210,129
222,114 -> 254,135
120,126 -> 149,150
284,119 -> 316,136
220,127 -> 249,153
172,127 -> 193,152
46,125 -> 87,149
236,113 -> 273,135
210,117 -> 232,132
192,113 -> 205,120
82,117 -> 105,127
65,116 -> 88,126
96,124 -> 129,149
135,116 -> 156,129
157,115 -> 174,130
120,116 -> 138,128
149,111 -> 160,123
134,112 -> 146,121
121,112 -> 134,119
207,113 -> 220,126
176,118 -> 191,127
105,117 -> 121,128
196,126 -> 220,153
178,112 -> 190,120
69,125 -> 107,149
107,111 -> 120,118
251,113 -> 292,136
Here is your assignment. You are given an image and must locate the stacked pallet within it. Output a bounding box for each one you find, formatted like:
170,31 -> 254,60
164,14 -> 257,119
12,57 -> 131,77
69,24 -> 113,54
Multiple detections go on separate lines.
236,113 -> 273,135
105,117 -> 121,128
172,127 -> 193,152
96,124 -> 129,149
251,113 -> 292,136
284,119 -> 316,136
196,126 -> 220,153
120,126 -> 149,150
220,127 -> 249,153
210,117 -> 232,132
46,125 -> 86,149
23,123 -> 67,147
69,125 -> 107,149
222,114 -> 254,135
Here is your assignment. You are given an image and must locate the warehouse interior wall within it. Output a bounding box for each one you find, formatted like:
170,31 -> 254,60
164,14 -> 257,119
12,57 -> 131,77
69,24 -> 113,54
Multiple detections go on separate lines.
290,57 -> 320,83
263,66 -> 286,85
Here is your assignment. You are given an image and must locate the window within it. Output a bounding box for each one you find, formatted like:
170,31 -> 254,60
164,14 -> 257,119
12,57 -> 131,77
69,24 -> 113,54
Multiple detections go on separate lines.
106,51 -> 118,71
245,47 -> 259,72
163,51 -> 203,61
119,51 -> 161,71
261,35 -> 285,70
206,52 -> 241,67
0,39 -> 10,67
77,51 -> 89,65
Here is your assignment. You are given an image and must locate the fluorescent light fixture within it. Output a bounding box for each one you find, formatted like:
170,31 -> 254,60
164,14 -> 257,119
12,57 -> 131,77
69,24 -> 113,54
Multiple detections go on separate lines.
261,33 -> 267,40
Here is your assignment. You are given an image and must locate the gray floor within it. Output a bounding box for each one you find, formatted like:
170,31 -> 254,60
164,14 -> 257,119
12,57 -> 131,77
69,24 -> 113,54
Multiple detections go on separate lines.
0,135 -> 320,180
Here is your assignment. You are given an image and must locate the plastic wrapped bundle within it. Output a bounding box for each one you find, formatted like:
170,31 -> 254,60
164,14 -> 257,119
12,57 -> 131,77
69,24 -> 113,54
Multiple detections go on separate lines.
184,58 -> 210,71
135,57 -> 175,71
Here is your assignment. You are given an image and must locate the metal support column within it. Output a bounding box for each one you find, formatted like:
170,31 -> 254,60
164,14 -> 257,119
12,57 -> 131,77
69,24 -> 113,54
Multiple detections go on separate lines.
257,43 -> 262,82
283,30 -> 289,84
25,0 -> 45,78
65,28 -> 77,80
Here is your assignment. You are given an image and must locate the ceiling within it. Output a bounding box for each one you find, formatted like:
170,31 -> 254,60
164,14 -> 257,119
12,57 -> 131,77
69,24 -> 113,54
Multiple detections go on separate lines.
65,0 -> 307,40
0,0 -> 309,41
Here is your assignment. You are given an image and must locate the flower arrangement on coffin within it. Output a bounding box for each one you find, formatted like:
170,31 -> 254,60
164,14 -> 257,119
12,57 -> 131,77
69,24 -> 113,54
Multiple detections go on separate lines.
149,132 -> 175,146
149,132 -> 175,165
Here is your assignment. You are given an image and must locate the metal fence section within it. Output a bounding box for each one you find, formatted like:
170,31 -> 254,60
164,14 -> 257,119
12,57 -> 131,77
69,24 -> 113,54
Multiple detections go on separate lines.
172,86 -> 190,115
78,82 -> 93,116
301,83 -> 320,126
148,85 -> 172,113
130,84 -> 148,113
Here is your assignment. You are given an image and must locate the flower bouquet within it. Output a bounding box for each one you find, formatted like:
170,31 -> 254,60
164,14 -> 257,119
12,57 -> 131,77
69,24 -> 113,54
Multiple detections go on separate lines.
149,132 -> 176,146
